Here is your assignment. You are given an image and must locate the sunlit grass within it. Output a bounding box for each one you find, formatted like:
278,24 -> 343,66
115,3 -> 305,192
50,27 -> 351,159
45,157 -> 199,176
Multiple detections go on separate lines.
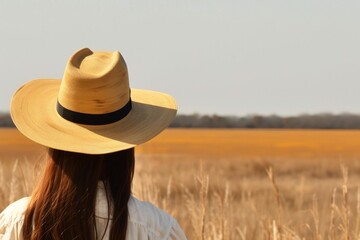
2,155 -> 360,239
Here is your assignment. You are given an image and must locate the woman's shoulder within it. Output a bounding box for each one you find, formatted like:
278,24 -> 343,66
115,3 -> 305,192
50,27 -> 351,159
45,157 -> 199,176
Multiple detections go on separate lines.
0,197 -> 30,238
128,196 -> 174,224
0,197 -> 29,224
128,196 -> 187,239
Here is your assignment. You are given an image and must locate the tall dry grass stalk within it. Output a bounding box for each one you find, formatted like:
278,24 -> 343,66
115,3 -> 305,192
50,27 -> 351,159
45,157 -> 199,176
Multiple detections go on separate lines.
329,188 -> 337,240
198,164 -> 209,240
9,159 -> 25,203
267,167 -> 281,229
341,165 -> 350,240
311,194 -> 321,240
355,187 -> 360,239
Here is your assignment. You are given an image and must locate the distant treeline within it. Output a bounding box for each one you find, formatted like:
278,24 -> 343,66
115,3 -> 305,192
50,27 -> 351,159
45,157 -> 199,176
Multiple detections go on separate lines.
0,113 -> 15,128
170,113 -> 360,129
2,112 -> 360,129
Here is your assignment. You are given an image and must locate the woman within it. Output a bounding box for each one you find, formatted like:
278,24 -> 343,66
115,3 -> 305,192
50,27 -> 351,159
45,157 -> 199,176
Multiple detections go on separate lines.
0,48 -> 187,239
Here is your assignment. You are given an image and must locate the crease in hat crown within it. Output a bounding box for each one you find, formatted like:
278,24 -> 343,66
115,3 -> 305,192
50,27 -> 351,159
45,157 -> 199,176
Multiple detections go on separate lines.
58,48 -> 130,115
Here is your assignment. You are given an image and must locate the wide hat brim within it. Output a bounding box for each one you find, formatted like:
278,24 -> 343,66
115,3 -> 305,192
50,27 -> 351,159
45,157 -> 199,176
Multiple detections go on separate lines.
11,79 -> 177,154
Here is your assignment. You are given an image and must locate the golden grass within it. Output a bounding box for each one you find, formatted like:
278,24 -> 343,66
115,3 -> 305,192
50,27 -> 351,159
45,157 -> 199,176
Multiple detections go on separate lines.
2,128 -> 360,239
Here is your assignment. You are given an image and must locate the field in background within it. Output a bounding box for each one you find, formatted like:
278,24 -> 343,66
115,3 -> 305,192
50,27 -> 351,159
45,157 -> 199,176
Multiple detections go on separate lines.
2,128 -> 360,239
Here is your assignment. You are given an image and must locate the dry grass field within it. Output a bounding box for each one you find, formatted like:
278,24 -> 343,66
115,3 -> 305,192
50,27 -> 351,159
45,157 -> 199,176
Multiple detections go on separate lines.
2,128 -> 360,239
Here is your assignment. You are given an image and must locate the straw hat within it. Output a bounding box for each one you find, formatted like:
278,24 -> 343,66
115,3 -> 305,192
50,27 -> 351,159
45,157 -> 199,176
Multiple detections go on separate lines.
10,48 -> 177,154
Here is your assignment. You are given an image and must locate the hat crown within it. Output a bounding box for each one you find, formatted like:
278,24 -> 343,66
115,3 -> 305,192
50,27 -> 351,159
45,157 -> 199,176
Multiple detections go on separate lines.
58,48 -> 130,114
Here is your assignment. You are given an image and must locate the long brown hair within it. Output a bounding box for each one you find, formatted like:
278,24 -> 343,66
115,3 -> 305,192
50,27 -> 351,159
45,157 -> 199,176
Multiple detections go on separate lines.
22,147 -> 135,240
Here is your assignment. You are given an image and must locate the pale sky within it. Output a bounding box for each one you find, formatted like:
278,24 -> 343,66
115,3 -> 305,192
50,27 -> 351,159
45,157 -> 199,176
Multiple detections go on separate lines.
1,0 -> 360,116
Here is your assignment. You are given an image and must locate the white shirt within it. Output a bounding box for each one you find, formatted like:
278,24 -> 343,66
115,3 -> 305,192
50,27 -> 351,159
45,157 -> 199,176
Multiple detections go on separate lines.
0,183 -> 187,240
